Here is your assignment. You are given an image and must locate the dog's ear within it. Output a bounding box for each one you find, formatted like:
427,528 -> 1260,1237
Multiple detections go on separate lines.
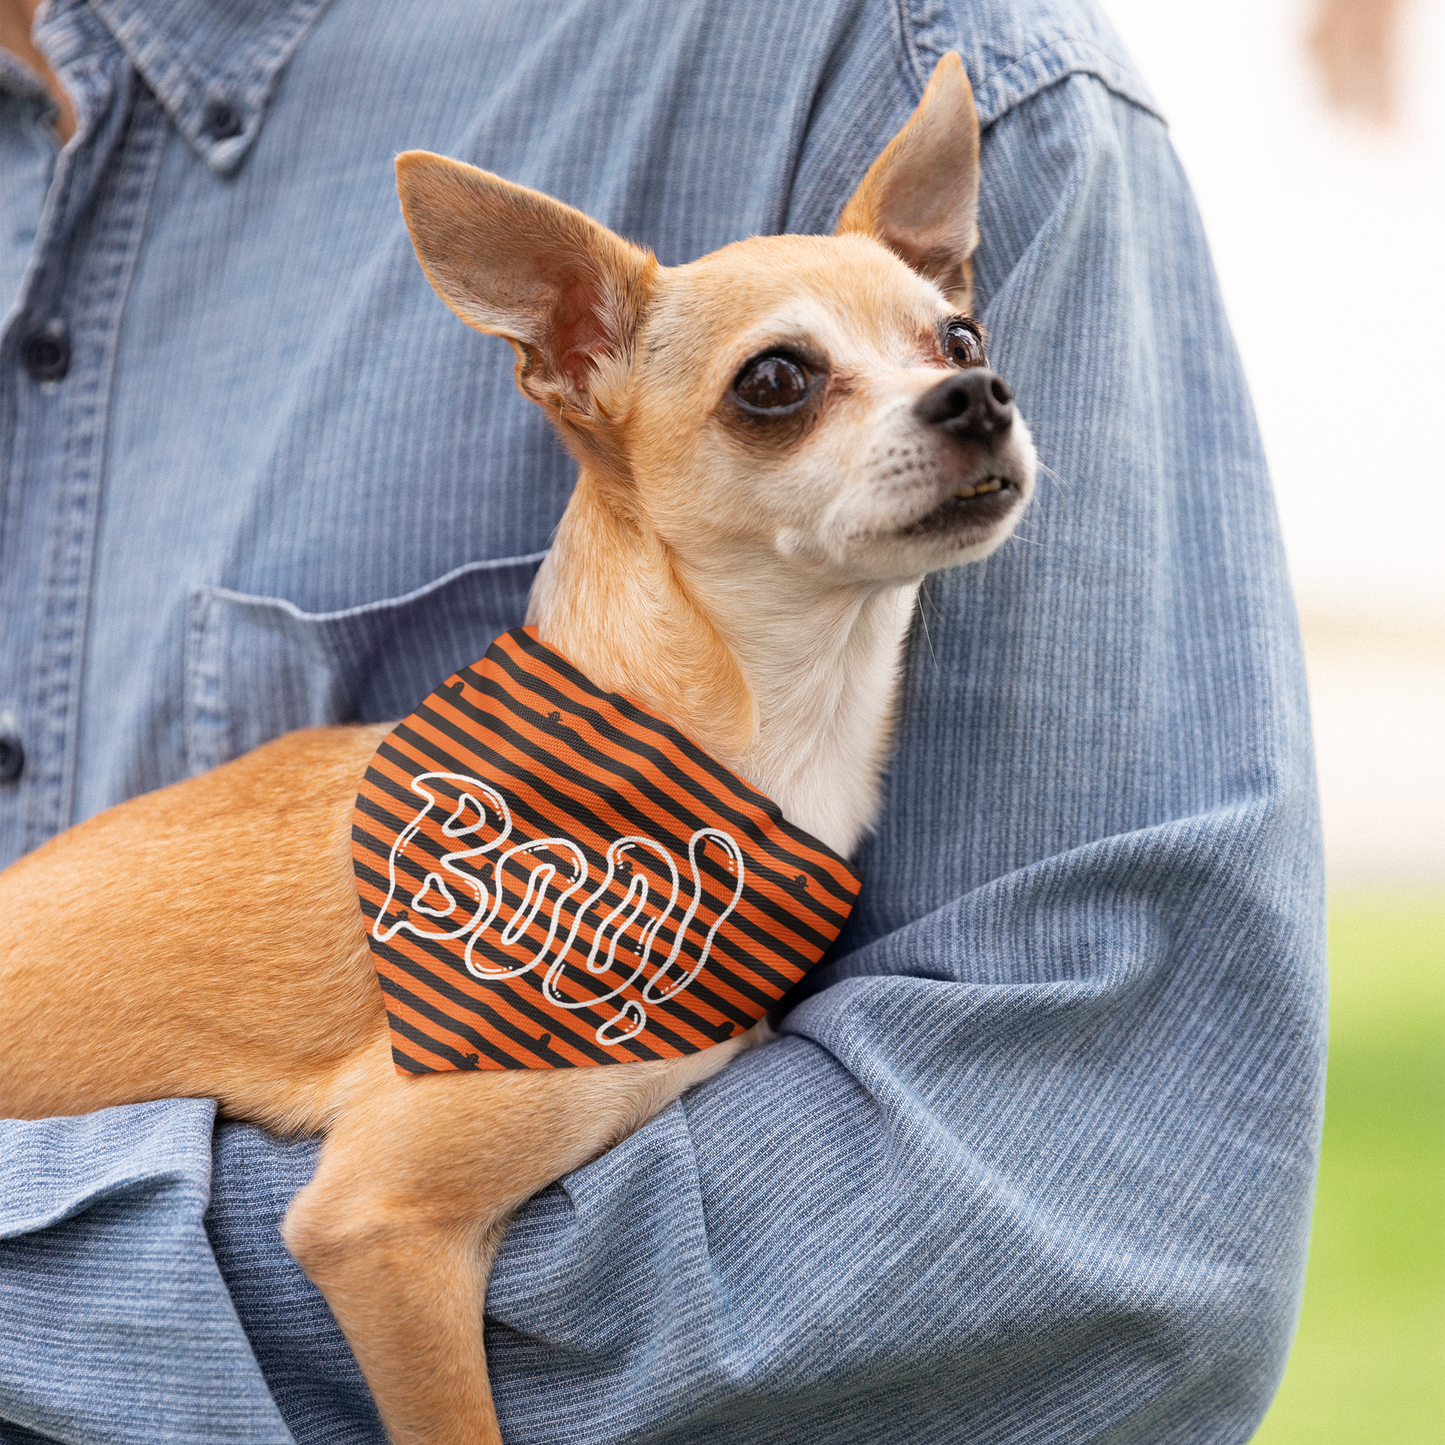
835,52 -> 981,309
396,153 -> 657,430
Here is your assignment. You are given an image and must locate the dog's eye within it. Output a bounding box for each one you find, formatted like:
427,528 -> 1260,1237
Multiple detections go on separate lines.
944,319 -> 985,368
734,354 -> 810,411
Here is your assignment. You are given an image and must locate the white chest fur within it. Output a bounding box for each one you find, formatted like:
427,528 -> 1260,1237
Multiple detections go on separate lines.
703,579 -> 922,859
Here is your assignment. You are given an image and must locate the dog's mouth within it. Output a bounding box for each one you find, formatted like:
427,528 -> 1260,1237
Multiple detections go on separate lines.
893,477 -> 1019,537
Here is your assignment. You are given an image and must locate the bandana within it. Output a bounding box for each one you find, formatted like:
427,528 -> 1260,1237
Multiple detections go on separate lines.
352,627 -> 862,1072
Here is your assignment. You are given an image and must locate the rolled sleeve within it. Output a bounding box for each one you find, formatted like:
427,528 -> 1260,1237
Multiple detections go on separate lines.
0,1101 -> 295,1444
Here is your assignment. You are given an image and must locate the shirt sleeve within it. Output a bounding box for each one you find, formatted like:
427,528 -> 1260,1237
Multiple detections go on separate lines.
478,64 -> 1327,1445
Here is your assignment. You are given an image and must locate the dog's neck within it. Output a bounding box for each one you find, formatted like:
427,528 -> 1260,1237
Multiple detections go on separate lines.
527,473 -> 917,856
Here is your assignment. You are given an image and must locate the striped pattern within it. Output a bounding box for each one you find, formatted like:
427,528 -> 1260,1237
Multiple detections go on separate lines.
352,628 -> 861,1072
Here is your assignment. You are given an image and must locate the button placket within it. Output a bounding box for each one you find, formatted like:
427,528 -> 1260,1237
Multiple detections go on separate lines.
0,63 -> 168,858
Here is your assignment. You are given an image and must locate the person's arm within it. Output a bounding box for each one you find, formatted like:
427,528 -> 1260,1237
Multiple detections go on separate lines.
472,68 -> 1326,1445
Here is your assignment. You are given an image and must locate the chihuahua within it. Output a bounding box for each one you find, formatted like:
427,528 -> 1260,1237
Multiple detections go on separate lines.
0,53 -> 1034,1445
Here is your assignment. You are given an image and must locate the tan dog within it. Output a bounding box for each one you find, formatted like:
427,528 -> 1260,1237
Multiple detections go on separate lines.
0,54 -> 1033,1445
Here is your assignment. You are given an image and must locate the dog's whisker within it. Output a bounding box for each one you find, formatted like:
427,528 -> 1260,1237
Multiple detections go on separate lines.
916,583 -> 941,673
921,576 -> 946,623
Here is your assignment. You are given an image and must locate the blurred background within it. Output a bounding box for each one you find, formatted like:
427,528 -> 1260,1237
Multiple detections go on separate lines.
1098,0 -> 1444,1438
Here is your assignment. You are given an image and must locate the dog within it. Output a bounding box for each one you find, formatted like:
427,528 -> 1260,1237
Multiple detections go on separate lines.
0,53 -> 1034,1445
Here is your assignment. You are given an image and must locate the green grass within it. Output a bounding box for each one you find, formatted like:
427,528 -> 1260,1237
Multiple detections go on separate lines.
1252,892 -> 1445,1444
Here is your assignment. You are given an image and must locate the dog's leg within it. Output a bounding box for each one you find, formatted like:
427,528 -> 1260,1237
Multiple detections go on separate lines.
283,1035 -> 756,1444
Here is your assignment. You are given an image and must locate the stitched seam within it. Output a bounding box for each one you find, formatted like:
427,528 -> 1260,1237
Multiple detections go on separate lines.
972,38 -> 1166,126
894,0 -> 929,101
895,3 -> 1164,128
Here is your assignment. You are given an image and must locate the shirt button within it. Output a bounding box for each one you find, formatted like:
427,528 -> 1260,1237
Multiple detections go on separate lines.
23,330 -> 70,382
0,735 -> 23,783
202,99 -> 244,141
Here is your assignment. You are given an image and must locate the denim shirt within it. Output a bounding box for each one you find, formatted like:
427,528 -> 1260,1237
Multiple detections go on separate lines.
0,1 -> 1325,1442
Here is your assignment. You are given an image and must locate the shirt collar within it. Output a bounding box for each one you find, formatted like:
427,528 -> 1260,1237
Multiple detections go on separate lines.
38,0 -> 333,174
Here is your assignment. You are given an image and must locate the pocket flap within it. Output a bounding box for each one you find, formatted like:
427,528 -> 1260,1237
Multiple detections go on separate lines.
186,553 -> 545,773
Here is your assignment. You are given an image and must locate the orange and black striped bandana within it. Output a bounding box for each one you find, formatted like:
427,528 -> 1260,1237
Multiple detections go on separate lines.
352,627 -> 862,1073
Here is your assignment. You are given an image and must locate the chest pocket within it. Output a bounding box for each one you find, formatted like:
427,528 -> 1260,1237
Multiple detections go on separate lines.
185,553 -> 545,775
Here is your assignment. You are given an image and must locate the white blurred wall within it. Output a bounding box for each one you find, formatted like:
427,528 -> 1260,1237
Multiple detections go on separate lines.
1099,0 -> 1444,882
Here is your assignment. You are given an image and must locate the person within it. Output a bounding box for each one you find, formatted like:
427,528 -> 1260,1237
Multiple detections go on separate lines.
0,0 -> 1326,1440
1310,0 -> 1402,125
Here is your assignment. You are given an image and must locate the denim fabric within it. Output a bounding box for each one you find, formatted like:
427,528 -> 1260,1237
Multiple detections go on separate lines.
0,1102 -> 292,1443
0,0 -> 1325,1442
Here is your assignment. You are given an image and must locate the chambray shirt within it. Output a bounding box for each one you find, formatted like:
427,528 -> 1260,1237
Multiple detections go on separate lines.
0,1 -> 1326,1442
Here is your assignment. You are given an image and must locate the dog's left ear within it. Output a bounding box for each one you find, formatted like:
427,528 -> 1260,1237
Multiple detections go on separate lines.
835,52 -> 981,309
396,152 -> 657,434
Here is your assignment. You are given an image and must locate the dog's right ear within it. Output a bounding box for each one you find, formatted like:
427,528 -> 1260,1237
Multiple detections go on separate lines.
396,153 -> 657,428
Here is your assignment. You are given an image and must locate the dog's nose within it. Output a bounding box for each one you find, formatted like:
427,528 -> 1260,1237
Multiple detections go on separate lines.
914,369 -> 1014,443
